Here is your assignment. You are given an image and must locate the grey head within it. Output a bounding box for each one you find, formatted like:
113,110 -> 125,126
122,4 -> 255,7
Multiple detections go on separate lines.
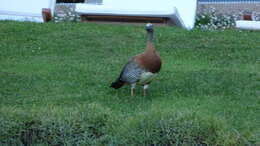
145,23 -> 153,32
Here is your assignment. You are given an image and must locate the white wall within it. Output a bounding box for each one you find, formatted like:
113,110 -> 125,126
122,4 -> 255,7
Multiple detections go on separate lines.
0,0 -> 56,22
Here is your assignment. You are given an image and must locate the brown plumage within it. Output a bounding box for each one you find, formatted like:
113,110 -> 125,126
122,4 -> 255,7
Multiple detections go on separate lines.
111,23 -> 161,96
134,42 -> 161,73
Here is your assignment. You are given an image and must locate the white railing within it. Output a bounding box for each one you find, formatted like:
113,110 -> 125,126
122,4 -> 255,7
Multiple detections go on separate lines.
198,0 -> 260,4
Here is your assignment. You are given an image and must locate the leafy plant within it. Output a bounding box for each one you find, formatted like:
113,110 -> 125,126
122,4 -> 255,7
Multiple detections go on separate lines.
196,7 -> 236,30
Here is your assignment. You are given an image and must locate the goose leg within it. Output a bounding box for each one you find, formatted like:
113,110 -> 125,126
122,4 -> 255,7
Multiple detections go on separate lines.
131,83 -> 136,96
143,84 -> 149,96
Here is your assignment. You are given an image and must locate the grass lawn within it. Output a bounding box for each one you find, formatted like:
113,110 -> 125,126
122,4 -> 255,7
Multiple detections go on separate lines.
0,21 -> 259,145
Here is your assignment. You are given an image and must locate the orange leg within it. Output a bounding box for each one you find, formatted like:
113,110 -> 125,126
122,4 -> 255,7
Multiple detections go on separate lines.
143,84 -> 149,96
131,83 -> 136,96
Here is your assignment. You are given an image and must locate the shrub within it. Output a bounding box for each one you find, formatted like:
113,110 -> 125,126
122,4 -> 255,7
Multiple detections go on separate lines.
196,7 -> 236,30
0,103 -> 113,145
114,110 -> 247,145
0,105 -> 252,145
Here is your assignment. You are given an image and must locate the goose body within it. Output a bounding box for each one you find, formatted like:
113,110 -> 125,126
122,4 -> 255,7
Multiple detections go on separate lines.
111,23 -> 161,96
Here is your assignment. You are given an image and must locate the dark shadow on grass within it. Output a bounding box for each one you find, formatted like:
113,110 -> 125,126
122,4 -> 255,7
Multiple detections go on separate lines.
107,69 -> 258,100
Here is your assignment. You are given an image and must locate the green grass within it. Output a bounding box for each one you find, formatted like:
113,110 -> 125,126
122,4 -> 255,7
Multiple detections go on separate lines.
0,21 -> 259,145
